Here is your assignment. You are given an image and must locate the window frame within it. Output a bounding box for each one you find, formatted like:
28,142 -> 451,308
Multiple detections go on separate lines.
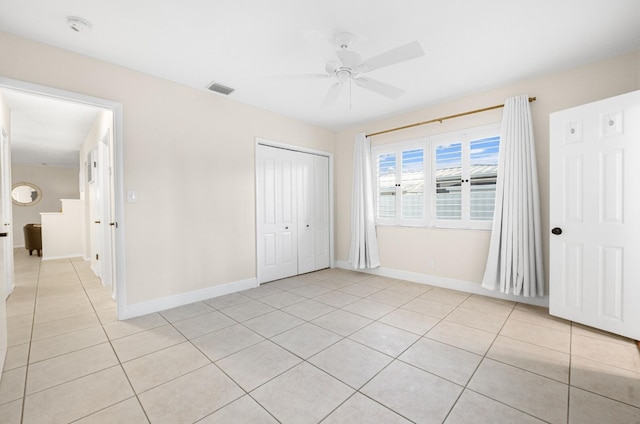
371,123 -> 500,230
373,140 -> 428,227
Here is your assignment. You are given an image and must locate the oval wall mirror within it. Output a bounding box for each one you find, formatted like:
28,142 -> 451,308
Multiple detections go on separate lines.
12,182 -> 42,206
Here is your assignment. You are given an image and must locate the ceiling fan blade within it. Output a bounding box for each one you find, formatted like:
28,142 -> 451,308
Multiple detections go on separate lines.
357,41 -> 425,73
335,49 -> 362,69
323,82 -> 343,106
354,77 -> 405,99
325,61 -> 340,75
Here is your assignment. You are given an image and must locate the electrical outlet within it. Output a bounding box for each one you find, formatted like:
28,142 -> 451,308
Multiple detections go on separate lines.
427,259 -> 435,269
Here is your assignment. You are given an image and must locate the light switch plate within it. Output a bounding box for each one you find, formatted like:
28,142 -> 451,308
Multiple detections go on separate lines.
126,190 -> 137,203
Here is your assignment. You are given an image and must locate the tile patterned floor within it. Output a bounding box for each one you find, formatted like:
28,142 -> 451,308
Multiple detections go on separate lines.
1,250 -> 640,423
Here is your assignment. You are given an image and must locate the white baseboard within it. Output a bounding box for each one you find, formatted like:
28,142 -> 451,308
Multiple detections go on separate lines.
42,253 -> 84,261
120,277 -> 259,320
334,260 -> 549,308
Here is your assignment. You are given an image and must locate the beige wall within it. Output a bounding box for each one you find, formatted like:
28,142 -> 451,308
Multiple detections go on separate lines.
335,51 -> 640,290
11,165 -> 79,246
0,31 -> 335,305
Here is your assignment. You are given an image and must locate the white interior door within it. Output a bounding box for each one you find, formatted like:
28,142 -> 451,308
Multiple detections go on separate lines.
0,127 -> 8,373
257,145 -> 298,282
549,90 -> 640,340
89,147 -> 102,278
313,154 -> 330,270
297,152 -> 315,274
98,133 -> 115,290
1,127 -> 13,296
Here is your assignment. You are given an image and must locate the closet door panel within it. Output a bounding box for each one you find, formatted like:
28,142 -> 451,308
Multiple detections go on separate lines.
297,152 -> 315,274
257,145 -> 298,282
313,155 -> 330,270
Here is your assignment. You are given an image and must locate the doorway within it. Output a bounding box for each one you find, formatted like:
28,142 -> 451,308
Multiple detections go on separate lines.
0,76 -> 126,318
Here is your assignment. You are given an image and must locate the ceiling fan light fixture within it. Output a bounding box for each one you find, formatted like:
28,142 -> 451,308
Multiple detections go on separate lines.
66,16 -> 92,33
336,69 -> 351,82
334,32 -> 355,49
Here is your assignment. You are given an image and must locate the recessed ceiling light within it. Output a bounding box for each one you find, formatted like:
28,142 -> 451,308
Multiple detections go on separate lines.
66,16 -> 92,33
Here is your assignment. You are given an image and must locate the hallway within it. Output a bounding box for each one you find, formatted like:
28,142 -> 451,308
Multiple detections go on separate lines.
1,249 -> 118,422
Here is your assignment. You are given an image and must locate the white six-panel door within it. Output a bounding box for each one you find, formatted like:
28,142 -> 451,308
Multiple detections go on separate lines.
313,154 -> 330,270
1,128 -> 13,297
257,145 -> 298,282
549,90 -> 640,340
296,151 -> 315,274
257,144 -> 330,283
0,126 -> 8,374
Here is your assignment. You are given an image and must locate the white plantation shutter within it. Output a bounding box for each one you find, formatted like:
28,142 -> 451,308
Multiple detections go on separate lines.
373,143 -> 426,226
371,124 -> 499,229
469,136 -> 500,221
434,141 -> 462,221
375,151 -> 397,222
401,149 -> 424,220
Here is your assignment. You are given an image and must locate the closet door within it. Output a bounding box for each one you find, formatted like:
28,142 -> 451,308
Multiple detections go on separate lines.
313,154 -> 330,270
257,145 -> 298,282
296,152 -> 315,274
257,144 -> 331,283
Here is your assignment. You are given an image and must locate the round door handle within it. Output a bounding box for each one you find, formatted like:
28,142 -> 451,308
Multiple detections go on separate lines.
551,227 -> 563,235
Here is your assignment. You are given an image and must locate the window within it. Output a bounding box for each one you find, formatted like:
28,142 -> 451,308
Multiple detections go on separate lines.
372,124 -> 500,229
374,143 -> 425,226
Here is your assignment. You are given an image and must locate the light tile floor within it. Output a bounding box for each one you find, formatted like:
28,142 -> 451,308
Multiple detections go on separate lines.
2,250 -> 640,423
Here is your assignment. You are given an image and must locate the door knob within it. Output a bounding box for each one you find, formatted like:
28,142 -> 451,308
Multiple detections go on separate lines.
551,227 -> 563,235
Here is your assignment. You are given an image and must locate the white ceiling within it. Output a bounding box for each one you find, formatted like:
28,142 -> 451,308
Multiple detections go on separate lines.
1,89 -> 102,167
0,0 -> 639,163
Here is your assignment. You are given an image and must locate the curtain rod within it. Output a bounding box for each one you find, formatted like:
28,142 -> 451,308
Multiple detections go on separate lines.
367,96 -> 537,137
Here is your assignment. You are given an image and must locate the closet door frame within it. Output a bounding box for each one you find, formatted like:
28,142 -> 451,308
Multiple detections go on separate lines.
255,138 -> 334,284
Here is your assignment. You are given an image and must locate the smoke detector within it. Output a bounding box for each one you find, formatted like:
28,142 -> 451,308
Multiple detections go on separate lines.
67,16 -> 92,33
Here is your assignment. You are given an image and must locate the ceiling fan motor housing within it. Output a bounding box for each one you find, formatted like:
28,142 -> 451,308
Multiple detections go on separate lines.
334,32 -> 356,49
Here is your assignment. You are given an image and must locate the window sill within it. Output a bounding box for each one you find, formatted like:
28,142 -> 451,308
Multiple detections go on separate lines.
375,222 -> 493,231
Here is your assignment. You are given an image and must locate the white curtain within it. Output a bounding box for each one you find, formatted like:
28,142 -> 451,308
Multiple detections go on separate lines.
348,133 -> 380,269
482,95 -> 544,296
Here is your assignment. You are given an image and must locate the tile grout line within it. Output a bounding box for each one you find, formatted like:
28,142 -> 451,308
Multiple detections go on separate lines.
567,321 -> 574,424
15,264 -> 639,423
19,250 -> 42,424
438,300 -> 538,424
269,277 -> 431,422
69,258 -> 154,424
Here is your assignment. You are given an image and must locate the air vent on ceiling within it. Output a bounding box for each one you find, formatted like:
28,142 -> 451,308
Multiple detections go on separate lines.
207,82 -> 235,95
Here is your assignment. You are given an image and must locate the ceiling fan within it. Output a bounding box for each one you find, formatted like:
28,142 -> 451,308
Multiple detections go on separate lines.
287,32 -> 425,106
